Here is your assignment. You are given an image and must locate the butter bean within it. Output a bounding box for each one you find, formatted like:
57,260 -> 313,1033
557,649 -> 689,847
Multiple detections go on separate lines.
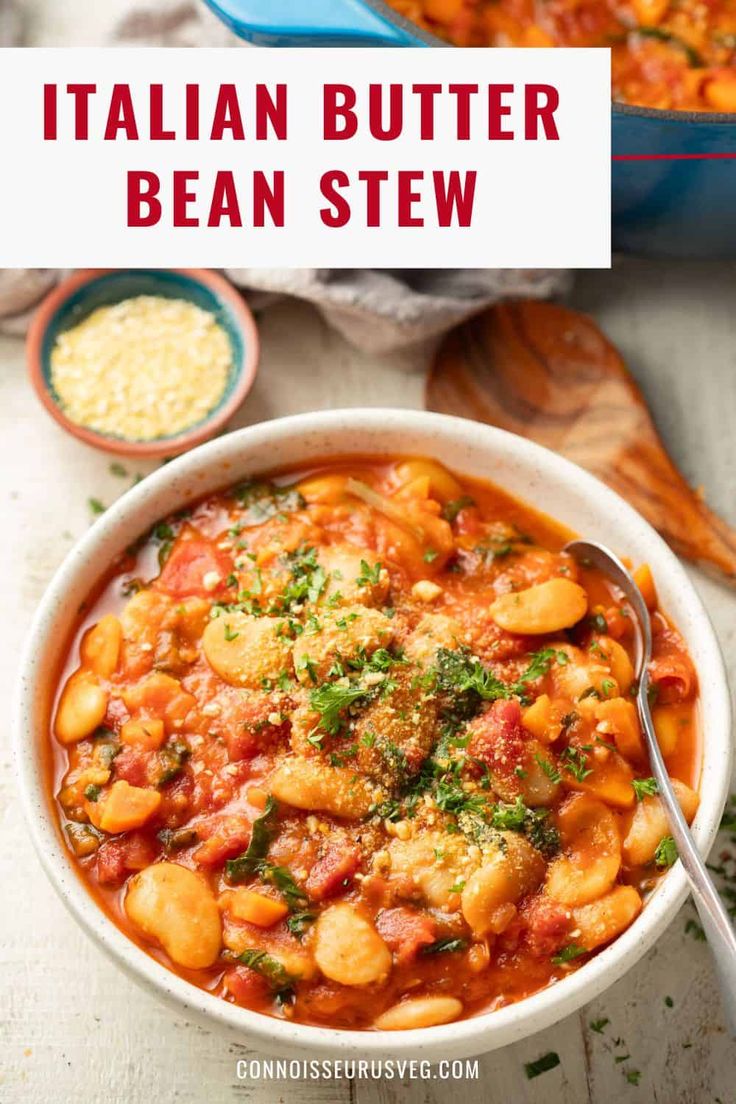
572,885 -> 642,951
54,673 -> 108,745
80,614 -> 122,679
623,778 -> 698,866
546,793 -> 621,907
270,757 -> 376,819
313,903 -> 391,986
462,834 -> 544,936
125,863 -> 222,969
374,996 -> 463,1031
490,578 -> 588,634
202,612 -> 293,688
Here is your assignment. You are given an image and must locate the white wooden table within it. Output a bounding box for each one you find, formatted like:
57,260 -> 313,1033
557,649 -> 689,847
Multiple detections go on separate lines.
2,3 -> 735,1100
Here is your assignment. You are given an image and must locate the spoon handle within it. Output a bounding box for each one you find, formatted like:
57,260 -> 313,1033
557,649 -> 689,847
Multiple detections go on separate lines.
639,682 -> 736,1036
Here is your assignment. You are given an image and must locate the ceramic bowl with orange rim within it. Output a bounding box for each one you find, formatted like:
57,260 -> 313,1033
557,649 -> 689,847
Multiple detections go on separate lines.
27,268 -> 260,459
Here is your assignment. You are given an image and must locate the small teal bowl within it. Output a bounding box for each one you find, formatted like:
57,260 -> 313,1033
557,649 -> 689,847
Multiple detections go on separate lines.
27,268 -> 260,458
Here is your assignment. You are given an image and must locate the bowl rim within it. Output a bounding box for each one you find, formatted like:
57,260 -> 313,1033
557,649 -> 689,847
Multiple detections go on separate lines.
13,408 -> 732,1058
361,0 -> 736,124
26,267 -> 261,459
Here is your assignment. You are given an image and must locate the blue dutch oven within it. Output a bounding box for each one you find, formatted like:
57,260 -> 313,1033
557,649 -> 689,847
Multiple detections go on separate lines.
204,0 -> 736,257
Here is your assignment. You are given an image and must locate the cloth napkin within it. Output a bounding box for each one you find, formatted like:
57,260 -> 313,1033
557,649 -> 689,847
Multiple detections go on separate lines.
0,0 -> 569,353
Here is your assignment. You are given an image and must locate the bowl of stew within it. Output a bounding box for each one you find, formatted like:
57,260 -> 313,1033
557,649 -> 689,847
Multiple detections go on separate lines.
203,0 -> 736,257
14,409 -> 731,1058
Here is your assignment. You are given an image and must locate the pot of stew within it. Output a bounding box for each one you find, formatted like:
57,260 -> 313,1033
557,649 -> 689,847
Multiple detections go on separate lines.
203,0 -> 736,258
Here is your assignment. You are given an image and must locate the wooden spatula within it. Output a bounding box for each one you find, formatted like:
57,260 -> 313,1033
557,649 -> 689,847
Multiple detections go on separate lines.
426,299 -> 736,586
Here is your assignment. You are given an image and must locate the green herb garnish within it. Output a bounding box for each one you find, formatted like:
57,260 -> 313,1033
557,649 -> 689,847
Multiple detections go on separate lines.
632,777 -> 658,801
654,836 -> 678,868
551,944 -> 587,965
525,1052 -> 560,1079
442,496 -> 476,523
421,937 -> 467,955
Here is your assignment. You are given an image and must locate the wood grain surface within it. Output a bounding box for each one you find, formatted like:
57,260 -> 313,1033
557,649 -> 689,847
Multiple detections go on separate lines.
427,300 -> 736,585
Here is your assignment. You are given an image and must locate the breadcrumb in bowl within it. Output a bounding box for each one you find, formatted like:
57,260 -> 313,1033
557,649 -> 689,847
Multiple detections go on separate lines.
27,268 -> 259,458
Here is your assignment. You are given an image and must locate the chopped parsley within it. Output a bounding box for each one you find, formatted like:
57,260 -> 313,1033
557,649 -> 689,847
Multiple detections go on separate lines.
511,648 -> 558,695
223,623 -> 240,642
524,1052 -> 560,1079
535,753 -> 561,784
421,937 -> 467,956
442,496 -> 476,523
432,647 -> 511,707
490,796 -> 528,831
88,497 -> 106,516
654,836 -> 678,868
589,612 -> 609,634
356,560 -> 383,587
590,1017 -> 609,1033
632,777 -> 658,801
309,681 -> 370,737
551,944 -> 587,965
423,548 -> 439,563
685,918 -> 706,941
560,745 -> 593,782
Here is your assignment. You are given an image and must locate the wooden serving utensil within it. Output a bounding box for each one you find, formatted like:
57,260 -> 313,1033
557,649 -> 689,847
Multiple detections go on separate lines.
426,299 -> 736,586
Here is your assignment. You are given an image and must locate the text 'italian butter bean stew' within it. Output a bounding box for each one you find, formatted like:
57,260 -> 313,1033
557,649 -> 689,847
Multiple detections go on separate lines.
51,458 -> 700,1031
386,0 -> 736,111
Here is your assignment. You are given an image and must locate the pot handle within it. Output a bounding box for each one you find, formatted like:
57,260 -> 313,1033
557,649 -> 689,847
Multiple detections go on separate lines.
203,0 -> 421,46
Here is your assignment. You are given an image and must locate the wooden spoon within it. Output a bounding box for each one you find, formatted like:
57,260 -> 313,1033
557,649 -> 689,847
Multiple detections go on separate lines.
426,299 -> 736,586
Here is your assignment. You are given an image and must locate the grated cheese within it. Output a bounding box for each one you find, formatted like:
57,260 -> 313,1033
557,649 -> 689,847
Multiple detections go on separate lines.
50,295 -> 233,440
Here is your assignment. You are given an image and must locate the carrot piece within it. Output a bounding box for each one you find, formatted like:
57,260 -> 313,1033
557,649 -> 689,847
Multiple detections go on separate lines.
87,780 -> 161,833
633,564 -> 657,610
121,718 -> 166,750
595,698 -> 645,762
247,786 -> 269,810
226,888 -> 289,927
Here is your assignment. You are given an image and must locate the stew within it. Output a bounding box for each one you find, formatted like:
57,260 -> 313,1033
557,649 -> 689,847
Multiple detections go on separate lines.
51,457 -> 700,1031
386,0 -> 736,110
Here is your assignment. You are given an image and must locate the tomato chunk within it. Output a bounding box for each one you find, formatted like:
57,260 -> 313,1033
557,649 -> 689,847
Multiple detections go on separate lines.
113,745 -> 151,788
520,896 -> 571,957
468,698 -> 527,789
375,907 -> 437,965
224,964 -> 271,1006
306,843 -> 361,902
649,653 -> 696,704
96,830 -> 157,886
157,538 -> 233,598
193,814 -> 252,868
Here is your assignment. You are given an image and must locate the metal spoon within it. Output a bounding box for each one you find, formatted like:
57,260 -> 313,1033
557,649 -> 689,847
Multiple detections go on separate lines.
565,539 -> 736,1033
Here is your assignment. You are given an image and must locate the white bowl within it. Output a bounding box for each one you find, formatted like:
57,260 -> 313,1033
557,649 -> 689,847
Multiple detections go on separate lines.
14,409 -> 732,1060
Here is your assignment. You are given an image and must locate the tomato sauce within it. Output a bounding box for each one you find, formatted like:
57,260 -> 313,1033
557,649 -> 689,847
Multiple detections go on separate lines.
386,0 -> 736,111
48,457 -> 700,1031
